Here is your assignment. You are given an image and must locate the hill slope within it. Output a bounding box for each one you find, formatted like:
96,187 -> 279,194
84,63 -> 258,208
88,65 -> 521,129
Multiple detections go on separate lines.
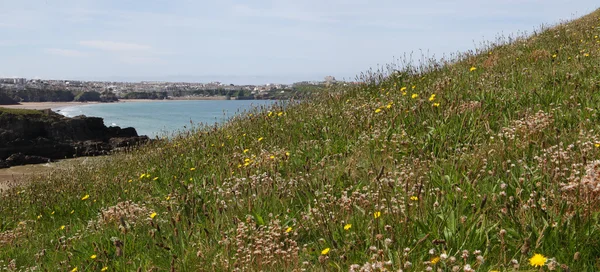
2,9 -> 600,271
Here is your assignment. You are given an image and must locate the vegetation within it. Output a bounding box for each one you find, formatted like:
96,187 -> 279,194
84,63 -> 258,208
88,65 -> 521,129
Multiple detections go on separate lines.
0,107 -> 43,116
2,9 -> 600,271
1,88 -> 75,103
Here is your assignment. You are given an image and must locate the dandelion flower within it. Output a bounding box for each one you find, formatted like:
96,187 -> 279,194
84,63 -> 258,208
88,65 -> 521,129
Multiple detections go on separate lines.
529,253 -> 547,267
101,267 -> 108,272
91,254 -> 97,259
433,103 -> 440,107
285,152 -> 290,156
270,155 -> 275,159
243,149 -> 249,153
321,248 -> 330,255
71,268 -> 78,272
400,87 -> 407,91
286,227 -> 292,233
469,67 -> 477,72
431,256 -> 441,264
150,212 -> 157,219
410,196 -> 418,201
278,112 -> 284,116
190,167 -> 196,171
258,137 -> 264,142
411,94 -> 418,99
595,143 -> 600,148
429,94 -> 436,101
375,108 -> 382,113
81,195 -> 90,201
344,224 -> 352,230
59,225 -> 65,230
374,211 -> 381,218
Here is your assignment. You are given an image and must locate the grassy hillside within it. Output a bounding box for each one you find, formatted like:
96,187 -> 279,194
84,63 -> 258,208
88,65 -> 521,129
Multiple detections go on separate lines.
2,9 -> 600,271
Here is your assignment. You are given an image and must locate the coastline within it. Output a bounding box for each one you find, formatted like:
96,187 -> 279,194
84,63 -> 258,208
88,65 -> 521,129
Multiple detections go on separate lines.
0,97 -> 254,111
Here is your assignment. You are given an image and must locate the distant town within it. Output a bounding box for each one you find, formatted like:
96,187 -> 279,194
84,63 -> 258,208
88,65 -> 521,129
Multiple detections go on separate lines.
0,76 -> 341,104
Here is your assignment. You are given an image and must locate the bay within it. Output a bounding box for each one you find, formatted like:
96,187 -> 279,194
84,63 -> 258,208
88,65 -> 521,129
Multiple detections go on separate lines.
56,100 -> 276,138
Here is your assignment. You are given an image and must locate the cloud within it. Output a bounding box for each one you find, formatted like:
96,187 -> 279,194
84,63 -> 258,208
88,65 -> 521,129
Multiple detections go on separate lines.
79,40 -> 152,51
44,48 -> 88,57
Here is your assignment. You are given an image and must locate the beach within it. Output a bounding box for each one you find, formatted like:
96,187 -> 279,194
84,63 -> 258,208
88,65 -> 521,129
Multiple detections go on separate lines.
0,101 -> 101,110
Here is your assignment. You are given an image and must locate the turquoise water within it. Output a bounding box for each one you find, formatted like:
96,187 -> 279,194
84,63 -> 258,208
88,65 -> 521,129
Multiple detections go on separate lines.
55,100 -> 275,138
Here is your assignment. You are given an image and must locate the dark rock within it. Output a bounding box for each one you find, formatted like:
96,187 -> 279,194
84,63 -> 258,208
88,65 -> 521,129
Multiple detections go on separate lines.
0,110 -> 148,168
5,153 -> 50,166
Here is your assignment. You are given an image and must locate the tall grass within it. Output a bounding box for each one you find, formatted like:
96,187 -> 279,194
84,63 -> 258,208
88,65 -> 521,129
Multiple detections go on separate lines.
2,8 -> 600,271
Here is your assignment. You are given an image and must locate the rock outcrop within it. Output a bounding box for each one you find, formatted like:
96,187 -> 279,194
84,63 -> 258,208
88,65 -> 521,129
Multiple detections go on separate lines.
0,109 -> 148,168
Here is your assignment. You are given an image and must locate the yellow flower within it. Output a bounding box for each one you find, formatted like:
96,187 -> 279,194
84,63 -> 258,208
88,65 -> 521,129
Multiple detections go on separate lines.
165,195 -> 171,201
386,103 -> 392,109
374,211 -> 381,218
59,225 -> 65,230
431,256 -> 441,264
375,108 -> 382,113
411,94 -> 418,99
190,167 -> 196,171
286,227 -> 293,233
411,85 -> 416,89
321,248 -> 330,255
270,155 -> 275,159
410,196 -> 418,201
153,177 -> 159,181
101,267 -> 108,272
344,224 -> 352,230
552,54 -> 557,58
278,112 -> 284,116
81,195 -> 90,201
595,143 -> 600,148
428,94 -> 436,101
150,212 -> 157,219
584,53 -> 590,57
91,254 -> 97,259
139,173 -> 146,179
71,268 -> 78,272
433,103 -> 440,107
469,66 -> 477,72
268,111 -> 273,117
529,253 -> 547,267
285,152 -> 290,156
258,137 -> 264,142
70,210 -> 75,214
400,87 -> 407,91
243,149 -> 249,153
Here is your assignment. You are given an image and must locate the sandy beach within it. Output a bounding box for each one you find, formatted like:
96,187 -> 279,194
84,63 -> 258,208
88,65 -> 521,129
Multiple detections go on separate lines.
0,101 -> 101,110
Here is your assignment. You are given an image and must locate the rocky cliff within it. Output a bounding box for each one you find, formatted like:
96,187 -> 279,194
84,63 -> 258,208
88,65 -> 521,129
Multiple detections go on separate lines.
0,108 -> 148,168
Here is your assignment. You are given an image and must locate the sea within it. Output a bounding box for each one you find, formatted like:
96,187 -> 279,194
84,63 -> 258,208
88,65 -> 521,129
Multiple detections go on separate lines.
55,100 -> 276,138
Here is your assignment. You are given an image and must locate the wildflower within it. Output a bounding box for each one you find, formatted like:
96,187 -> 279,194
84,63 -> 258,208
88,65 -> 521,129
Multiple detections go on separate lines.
150,212 -> 157,219
344,224 -> 352,230
412,85 -> 416,89
552,54 -> 557,58
375,108 -> 382,113
595,143 -> 600,148
400,87 -> 407,91
529,253 -> 547,267
374,211 -> 381,218
59,225 -> 65,230
321,248 -> 330,255
243,149 -> 249,153
278,112 -> 284,116
386,103 -> 392,109
270,155 -> 275,159
190,167 -> 196,171
81,195 -> 90,201
152,177 -> 158,181
410,196 -> 418,201
411,94 -> 418,99
286,227 -> 292,233
469,67 -> 477,72
139,173 -> 146,179
584,53 -> 590,57
429,94 -> 436,101
71,268 -> 78,272
258,137 -> 264,142
165,195 -> 171,201
433,103 -> 440,107
91,254 -> 97,259
101,267 -> 108,272
286,152 -> 290,156
431,256 -> 441,264
70,210 -> 75,214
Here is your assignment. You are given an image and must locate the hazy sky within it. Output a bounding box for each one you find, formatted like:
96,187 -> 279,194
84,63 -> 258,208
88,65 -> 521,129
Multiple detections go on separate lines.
0,1 -> 598,84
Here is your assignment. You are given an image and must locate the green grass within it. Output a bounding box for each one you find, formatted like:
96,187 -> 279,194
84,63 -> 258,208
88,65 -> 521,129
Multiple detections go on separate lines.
0,107 -> 44,116
2,9 -> 600,271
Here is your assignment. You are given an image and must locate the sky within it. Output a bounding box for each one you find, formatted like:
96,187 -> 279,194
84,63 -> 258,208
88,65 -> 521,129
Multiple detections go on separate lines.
0,0 -> 598,84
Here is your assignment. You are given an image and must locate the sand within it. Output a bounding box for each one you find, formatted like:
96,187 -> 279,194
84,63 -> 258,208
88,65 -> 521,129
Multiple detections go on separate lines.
0,101 -> 100,110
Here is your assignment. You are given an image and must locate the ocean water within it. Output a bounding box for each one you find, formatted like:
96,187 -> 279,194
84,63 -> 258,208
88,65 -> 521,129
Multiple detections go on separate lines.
55,100 -> 276,138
